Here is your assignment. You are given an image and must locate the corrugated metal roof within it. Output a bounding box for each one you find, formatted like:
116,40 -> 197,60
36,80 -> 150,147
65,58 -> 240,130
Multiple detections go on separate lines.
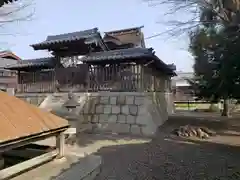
5,57 -> 55,70
31,28 -> 100,49
81,48 -> 154,62
0,91 -> 69,145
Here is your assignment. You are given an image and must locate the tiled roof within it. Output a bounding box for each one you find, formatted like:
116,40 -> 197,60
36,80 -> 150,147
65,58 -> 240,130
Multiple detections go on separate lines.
81,48 -> 175,74
31,28 -> 103,50
5,57 -> 55,70
0,91 -> 69,146
1,0 -> 17,5
81,48 -> 154,62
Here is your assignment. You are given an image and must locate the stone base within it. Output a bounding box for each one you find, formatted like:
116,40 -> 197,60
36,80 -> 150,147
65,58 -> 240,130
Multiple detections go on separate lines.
17,92 -> 172,137
81,92 -> 170,136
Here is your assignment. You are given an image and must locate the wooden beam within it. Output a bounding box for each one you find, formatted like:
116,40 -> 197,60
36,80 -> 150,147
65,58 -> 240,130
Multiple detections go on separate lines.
4,148 -> 51,159
56,132 -> 65,158
0,128 -> 68,154
0,150 -> 58,180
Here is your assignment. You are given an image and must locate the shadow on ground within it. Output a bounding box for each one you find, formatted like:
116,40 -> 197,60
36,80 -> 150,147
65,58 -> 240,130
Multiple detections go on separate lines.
92,113 -> 240,180
93,126 -> 240,179
50,112 -> 240,180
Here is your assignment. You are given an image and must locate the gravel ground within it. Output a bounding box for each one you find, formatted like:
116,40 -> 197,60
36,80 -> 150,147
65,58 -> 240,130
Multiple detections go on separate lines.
94,113 -> 240,180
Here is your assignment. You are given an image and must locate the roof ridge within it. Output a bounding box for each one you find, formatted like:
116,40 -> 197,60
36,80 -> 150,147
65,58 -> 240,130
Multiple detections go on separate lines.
22,57 -> 54,61
87,47 -> 153,55
105,26 -> 144,34
46,28 -> 99,41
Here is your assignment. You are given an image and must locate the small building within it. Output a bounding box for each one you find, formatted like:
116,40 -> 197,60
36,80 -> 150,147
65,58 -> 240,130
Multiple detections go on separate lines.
172,71 -> 194,101
103,26 -> 146,49
6,27 -> 175,93
6,26 -> 176,136
0,91 -> 69,179
0,51 -> 21,92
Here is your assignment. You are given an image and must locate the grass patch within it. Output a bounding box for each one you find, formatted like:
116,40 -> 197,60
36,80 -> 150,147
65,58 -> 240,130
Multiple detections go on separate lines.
175,103 -> 197,108
175,103 -> 221,112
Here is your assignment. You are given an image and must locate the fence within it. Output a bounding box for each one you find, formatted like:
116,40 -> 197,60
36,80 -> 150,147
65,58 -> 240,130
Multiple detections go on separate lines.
17,64 -> 168,93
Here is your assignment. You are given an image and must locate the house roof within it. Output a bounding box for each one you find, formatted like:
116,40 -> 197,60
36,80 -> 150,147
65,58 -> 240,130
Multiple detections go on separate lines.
3,0 -> 17,3
0,91 -> 69,148
173,72 -> 194,81
105,26 -> 144,35
103,34 -> 135,50
81,47 -> 175,74
0,51 -> 21,61
5,57 -> 55,70
1,0 -> 17,5
81,47 -> 154,62
31,28 -> 108,51
104,26 -> 145,49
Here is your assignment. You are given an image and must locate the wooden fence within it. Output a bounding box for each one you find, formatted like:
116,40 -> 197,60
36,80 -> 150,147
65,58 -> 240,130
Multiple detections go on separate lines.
17,64 -> 168,93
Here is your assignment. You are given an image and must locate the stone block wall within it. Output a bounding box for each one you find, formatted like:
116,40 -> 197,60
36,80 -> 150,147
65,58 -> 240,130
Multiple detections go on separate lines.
16,91 -> 172,137
17,93 -> 48,106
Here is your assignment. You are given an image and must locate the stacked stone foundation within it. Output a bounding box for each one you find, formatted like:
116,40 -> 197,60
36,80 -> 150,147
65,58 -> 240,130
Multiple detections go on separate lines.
16,92 -> 173,137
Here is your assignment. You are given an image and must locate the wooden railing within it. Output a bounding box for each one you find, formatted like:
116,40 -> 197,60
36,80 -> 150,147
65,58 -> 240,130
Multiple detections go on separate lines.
17,64 -> 168,93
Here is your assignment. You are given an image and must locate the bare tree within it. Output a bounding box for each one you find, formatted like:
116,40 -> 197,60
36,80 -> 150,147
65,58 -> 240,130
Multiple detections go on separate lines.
143,0 -> 240,38
0,0 -> 34,36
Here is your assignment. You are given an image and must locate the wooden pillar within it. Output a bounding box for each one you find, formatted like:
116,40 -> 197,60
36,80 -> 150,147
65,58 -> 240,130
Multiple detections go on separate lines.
0,154 -> 4,170
87,64 -> 90,92
56,132 -> 65,158
17,70 -> 21,93
140,65 -> 144,91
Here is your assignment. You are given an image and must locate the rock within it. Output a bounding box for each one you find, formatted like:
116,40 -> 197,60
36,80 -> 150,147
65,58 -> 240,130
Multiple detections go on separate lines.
196,128 -> 205,138
176,130 -> 181,136
172,125 -> 215,139
200,127 -> 216,136
189,132 -> 193,137
65,134 -> 77,145
202,133 -> 209,139
191,129 -> 197,136
179,131 -> 184,137
172,128 -> 179,135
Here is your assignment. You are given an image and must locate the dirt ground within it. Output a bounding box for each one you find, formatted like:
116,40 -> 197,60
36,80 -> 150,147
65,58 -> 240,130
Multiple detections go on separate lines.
91,112 -> 240,180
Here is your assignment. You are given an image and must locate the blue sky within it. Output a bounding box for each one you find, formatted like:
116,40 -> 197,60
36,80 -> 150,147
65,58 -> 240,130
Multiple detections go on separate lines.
1,0 -> 193,72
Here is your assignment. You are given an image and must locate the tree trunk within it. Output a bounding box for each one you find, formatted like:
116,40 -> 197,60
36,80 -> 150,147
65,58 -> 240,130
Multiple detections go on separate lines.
221,98 -> 229,117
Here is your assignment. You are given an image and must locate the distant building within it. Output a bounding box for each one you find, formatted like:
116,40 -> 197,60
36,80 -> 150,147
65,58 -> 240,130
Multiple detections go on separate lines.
172,72 -> 195,101
103,26 -> 145,49
0,51 -> 21,91
0,51 -> 21,61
